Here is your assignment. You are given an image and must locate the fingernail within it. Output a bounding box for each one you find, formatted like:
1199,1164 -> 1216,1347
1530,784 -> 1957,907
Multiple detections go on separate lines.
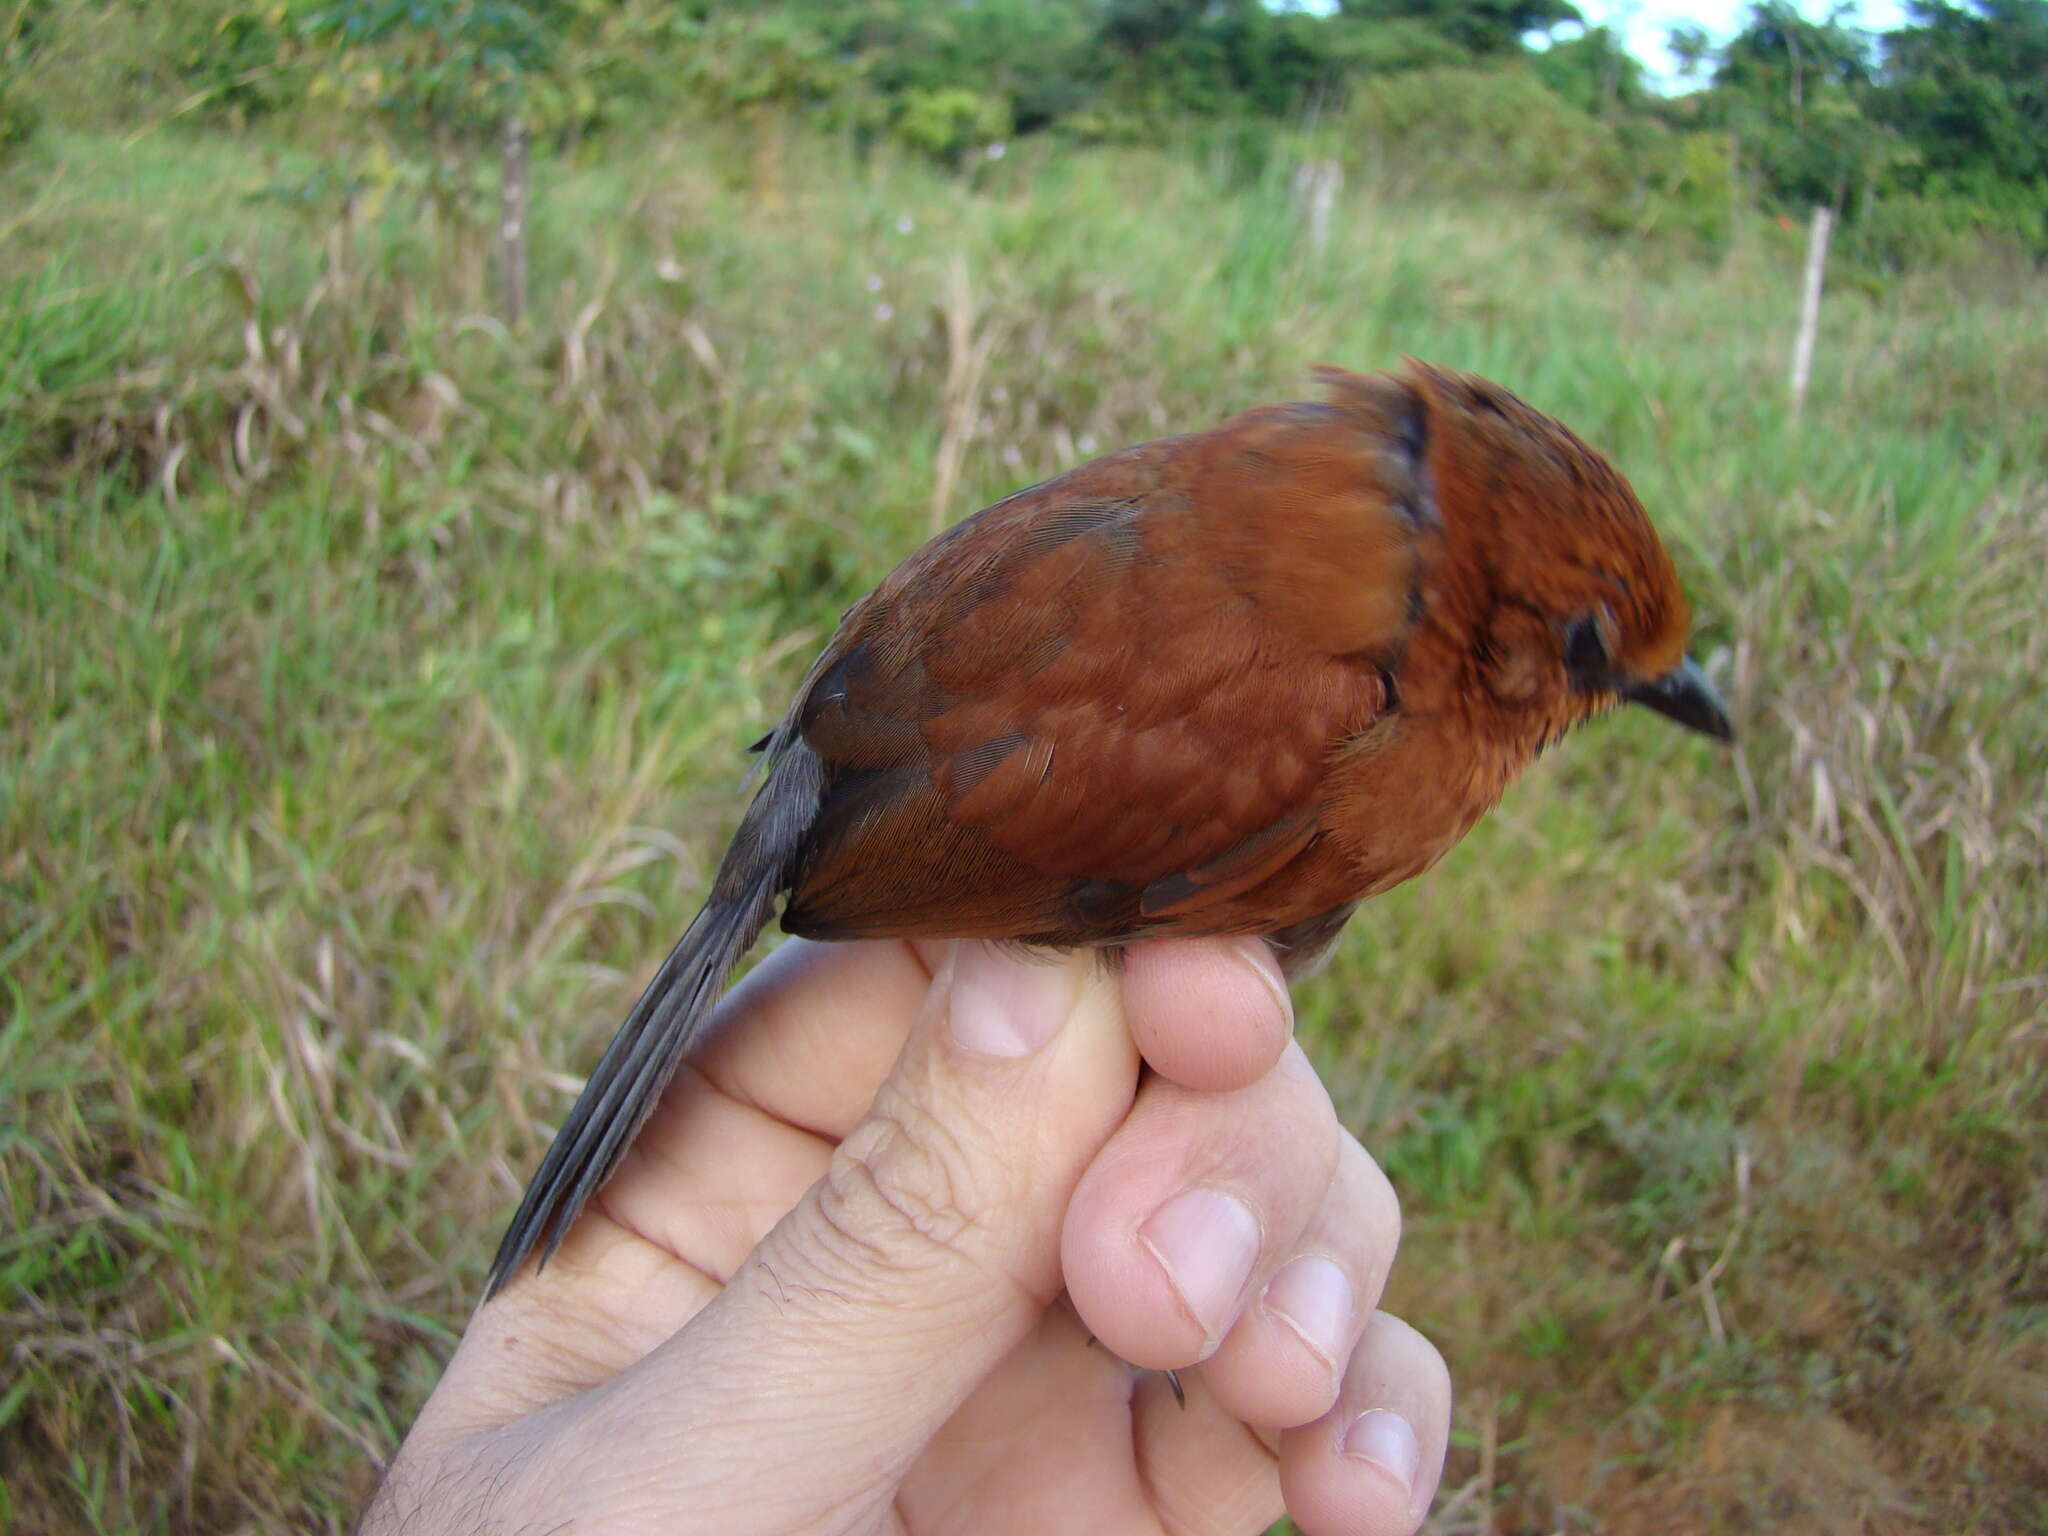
1342,1408 -> 1419,1495
1138,1189 -> 1260,1351
1230,937 -> 1293,1025
1262,1256 -> 1352,1389
946,942 -> 1071,1058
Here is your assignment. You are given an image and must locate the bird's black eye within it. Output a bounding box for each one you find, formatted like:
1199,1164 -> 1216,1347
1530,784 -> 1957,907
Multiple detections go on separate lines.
1564,614 -> 1609,676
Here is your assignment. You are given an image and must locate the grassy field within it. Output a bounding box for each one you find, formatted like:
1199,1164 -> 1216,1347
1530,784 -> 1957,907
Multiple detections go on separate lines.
3,115 -> 2045,1534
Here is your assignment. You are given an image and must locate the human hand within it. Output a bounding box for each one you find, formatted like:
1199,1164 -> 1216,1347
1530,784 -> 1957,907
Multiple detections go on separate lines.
363,936 -> 1450,1535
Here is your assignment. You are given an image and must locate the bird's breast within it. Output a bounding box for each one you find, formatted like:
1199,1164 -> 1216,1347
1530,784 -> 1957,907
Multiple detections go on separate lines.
1317,690 -> 1531,899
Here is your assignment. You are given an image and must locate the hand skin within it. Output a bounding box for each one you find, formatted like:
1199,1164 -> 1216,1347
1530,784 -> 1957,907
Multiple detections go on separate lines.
363,937 -> 1451,1536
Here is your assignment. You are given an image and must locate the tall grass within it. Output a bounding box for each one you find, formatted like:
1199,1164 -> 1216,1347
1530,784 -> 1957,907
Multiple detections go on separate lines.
3,119 -> 2043,1533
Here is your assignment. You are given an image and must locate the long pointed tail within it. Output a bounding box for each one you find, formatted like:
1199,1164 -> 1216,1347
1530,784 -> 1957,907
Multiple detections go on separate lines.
485,743 -> 823,1297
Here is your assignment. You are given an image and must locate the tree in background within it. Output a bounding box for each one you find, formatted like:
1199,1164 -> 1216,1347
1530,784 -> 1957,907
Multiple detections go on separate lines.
1671,0 -> 2047,257
300,0 -> 693,316
302,0 -> 564,318
1096,0 -> 1357,119
1339,0 -> 1582,56
1667,21 -> 1716,83
768,0 -> 1094,151
1534,24 -> 1650,115
679,11 -> 845,202
1708,0 -> 1890,212
1870,0 -> 2048,246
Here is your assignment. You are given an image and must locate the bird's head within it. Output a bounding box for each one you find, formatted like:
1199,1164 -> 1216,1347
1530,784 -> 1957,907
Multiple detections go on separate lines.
1389,359 -> 1733,745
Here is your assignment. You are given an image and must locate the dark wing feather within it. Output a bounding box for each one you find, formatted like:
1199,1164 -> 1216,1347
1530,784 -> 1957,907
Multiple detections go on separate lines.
485,741 -> 825,1296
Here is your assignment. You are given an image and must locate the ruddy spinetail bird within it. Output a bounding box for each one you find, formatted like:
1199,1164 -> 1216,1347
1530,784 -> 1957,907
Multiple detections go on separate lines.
486,359 -> 1732,1294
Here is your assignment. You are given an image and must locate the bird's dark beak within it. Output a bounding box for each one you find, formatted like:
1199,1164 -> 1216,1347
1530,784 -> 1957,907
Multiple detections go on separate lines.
1626,656 -> 1733,741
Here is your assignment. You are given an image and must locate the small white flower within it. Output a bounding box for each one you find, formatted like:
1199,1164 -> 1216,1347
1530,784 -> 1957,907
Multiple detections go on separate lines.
874,302 -> 895,322
1002,444 -> 1023,468
655,256 -> 684,282
864,273 -> 883,293
895,215 -> 914,235
1078,434 -> 1098,455
985,142 -> 1007,160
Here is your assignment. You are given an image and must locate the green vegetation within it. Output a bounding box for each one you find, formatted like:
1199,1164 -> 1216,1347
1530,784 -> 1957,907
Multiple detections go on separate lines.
3,5 -> 2045,1534
7,0 -> 2047,268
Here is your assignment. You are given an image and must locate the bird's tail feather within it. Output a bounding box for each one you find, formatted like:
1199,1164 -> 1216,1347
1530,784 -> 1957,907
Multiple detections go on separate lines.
485,742 -> 822,1297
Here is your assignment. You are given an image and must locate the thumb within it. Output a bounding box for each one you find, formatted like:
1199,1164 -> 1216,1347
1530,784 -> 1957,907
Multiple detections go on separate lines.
586,942 -> 1138,1518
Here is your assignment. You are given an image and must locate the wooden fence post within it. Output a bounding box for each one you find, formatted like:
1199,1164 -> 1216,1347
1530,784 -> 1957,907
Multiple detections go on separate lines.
1291,159 -> 1343,254
1788,205 -> 1832,419
498,115 -> 529,326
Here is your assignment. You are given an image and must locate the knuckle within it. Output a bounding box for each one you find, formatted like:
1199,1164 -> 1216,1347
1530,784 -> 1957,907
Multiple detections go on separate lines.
1277,1042 -> 1344,1140
816,1099 -> 991,1271
1345,1135 -> 1404,1247
1361,1309 -> 1450,1398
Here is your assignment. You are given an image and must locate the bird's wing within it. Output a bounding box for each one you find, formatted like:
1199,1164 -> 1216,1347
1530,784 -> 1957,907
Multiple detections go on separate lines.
782,378 -> 1438,945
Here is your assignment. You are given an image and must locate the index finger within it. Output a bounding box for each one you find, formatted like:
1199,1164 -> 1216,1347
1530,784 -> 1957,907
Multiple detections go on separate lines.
692,934 -> 1293,1138
686,935 -> 940,1139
